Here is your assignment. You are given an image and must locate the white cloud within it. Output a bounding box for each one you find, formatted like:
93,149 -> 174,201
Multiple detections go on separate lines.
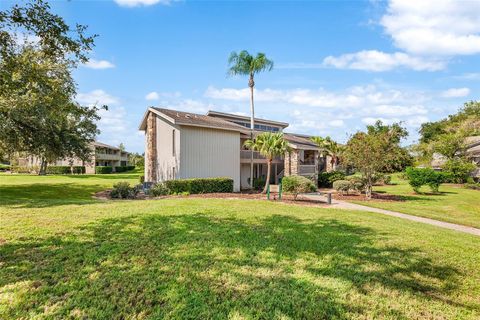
83,59 -> 115,70
323,50 -> 445,72
145,91 -> 160,101
381,0 -> 480,56
114,0 -> 173,7
145,91 -> 181,101
441,87 -> 470,98
205,85 -> 428,110
329,119 -> 345,127
371,105 -> 428,116
76,90 -> 119,106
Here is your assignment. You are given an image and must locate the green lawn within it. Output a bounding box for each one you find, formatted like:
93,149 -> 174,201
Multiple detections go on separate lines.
1,174 -> 479,319
352,175 -> 480,229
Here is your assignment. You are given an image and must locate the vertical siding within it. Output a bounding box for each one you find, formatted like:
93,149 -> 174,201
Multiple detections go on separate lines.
154,115 -> 181,182
180,126 -> 240,191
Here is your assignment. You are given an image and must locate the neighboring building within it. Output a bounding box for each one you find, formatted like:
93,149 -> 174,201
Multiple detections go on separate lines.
431,136 -> 480,179
139,107 -> 321,191
17,141 -> 129,173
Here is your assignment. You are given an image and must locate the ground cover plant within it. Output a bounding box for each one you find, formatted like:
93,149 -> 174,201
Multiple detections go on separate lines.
1,173 -> 479,319
351,174 -> 480,228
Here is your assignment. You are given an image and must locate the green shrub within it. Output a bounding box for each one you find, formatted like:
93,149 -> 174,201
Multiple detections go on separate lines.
110,182 -> 140,199
96,166 -> 113,174
45,166 -> 85,174
333,180 -> 351,194
346,176 -> 365,192
252,177 -> 266,191
139,175 -> 145,184
465,182 -> 480,190
282,175 -> 316,200
405,167 -> 445,193
441,159 -> 476,183
164,177 -> 234,194
114,165 -> 136,173
318,171 -> 346,187
150,182 -> 170,196
11,166 -> 38,174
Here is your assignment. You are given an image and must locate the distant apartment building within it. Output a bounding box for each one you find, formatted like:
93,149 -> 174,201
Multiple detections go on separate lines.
18,141 -> 129,173
139,107 -> 322,191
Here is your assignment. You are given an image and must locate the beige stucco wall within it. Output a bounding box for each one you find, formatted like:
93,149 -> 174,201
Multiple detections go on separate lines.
180,126 -> 240,192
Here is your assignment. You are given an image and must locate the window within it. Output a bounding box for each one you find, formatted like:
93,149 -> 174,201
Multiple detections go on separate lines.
172,129 -> 176,156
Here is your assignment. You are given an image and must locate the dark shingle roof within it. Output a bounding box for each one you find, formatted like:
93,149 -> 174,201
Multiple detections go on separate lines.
152,107 -> 249,133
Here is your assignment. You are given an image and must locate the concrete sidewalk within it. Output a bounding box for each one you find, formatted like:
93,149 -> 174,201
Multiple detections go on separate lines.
304,194 -> 480,237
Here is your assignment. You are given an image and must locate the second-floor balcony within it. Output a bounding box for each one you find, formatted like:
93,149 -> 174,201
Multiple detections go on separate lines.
240,150 -> 283,162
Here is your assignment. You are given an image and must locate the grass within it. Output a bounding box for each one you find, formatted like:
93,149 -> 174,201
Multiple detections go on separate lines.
1,173 -> 479,319
351,175 -> 480,228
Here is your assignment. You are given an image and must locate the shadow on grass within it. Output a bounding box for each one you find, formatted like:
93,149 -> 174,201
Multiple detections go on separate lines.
0,213 -> 471,319
0,183 -> 104,208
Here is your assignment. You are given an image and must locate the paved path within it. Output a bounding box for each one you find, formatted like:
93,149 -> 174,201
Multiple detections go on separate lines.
304,194 -> 480,237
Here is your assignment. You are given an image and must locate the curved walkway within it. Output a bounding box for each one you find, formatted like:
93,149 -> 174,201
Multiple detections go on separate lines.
304,194 -> 480,237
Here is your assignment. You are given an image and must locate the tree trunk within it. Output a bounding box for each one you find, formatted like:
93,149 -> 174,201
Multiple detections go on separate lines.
365,174 -> 372,199
249,73 -> 255,189
263,158 -> 272,194
39,157 -> 47,175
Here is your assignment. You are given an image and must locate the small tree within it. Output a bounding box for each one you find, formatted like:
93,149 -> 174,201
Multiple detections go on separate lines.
282,175 -> 316,200
343,121 -> 408,199
244,132 -> 290,193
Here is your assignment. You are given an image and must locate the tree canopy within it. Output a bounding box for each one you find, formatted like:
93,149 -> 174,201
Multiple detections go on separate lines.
0,0 -> 102,174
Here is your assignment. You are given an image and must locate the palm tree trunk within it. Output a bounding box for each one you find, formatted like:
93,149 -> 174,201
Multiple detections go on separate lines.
249,73 -> 255,189
263,158 -> 272,194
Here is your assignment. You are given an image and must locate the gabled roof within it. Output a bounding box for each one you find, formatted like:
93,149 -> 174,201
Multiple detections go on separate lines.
139,107 -> 249,133
93,141 -> 129,154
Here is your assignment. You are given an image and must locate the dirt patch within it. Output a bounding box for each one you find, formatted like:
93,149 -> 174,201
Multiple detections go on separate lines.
333,192 -> 406,202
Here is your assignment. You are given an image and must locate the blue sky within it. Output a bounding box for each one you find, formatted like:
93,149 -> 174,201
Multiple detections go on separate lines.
4,0 -> 480,152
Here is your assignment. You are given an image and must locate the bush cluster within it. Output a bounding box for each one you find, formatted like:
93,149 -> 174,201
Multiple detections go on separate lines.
110,182 -> 141,199
318,171 -> 346,187
95,166 -> 113,174
405,167 -> 445,193
333,176 -> 366,194
150,177 -> 234,196
114,165 -> 135,173
441,159 -> 477,183
465,182 -> 480,190
252,177 -> 266,191
282,175 -> 316,200
46,166 -> 85,174
11,166 -> 38,173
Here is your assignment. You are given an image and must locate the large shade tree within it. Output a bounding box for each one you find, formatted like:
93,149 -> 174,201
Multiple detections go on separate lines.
0,0 -> 103,174
228,50 -> 273,187
244,132 -> 290,193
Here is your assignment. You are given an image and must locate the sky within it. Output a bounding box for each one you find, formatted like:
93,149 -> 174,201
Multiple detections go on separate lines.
4,0 -> 480,153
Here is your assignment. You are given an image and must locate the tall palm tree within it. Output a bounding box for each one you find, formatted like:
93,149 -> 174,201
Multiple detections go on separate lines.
228,50 -> 274,188
244,132 -> 290,193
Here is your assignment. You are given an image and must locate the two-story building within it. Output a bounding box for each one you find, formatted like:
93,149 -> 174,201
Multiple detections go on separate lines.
139,107 -> 321,191
17,141 -> 129,173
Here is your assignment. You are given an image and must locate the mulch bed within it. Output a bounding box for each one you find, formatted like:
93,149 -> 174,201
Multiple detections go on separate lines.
93,190 -> 330,207
333,192 -> 405,202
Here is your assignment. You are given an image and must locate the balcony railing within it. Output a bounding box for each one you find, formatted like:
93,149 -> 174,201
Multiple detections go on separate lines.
240,150 -> 283,161
298,165 -> 316,175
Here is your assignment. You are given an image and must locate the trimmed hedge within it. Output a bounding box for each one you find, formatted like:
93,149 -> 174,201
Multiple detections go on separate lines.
96,166 -> 113,174
163,177 -> 234,194
46,166 -> 85,174
11,165 -> 85,174
114,165 -> 135,173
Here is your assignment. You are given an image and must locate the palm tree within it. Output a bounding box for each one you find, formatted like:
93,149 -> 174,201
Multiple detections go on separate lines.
228,50 -> 274,188
244,132 -> 290,193
311,136 -> 343,171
